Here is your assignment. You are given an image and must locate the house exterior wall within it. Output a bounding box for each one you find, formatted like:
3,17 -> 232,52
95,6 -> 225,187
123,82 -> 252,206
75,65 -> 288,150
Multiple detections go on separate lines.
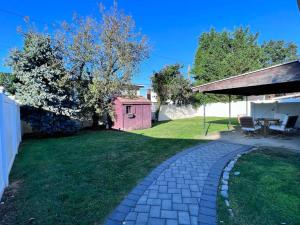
251,101 -> 300,128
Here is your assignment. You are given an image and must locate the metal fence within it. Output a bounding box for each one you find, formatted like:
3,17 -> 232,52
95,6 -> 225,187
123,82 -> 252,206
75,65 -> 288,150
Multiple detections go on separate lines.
0,88 -> 22,198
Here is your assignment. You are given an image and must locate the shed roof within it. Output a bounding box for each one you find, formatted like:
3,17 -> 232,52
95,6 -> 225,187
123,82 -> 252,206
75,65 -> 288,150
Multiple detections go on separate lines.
116,96 -> 151,105
192,60 -> 300,96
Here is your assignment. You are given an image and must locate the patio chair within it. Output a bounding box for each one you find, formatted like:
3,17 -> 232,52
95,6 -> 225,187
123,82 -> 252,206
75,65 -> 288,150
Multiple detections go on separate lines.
269,115 -> 299,134
239,116 -> 262,134
269,113 -> 287,125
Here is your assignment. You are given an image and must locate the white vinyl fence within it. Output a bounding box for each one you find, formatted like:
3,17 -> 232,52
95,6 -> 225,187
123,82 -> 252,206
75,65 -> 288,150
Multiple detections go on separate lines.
0,88 -> 22,198
158,100 -> 251,121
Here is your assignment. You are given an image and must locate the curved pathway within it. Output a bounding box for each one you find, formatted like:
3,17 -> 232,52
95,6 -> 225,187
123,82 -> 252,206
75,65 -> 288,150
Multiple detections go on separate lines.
104,141 -> 252,225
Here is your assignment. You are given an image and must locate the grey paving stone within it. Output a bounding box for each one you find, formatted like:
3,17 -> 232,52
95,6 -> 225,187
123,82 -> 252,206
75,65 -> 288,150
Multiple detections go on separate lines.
190,216 -> 198,225
182,197 -> 198,204
172,194 -> 182,203
172,203 -> 188,211
149,205 -> 161,218
158,193 -> 172,199
147,198 -> 161,206
199,206 -> 216,217
159,185 -> 168,193
122,198 -> 136,207
123,221 -> 135,225
136,212 -> 149,224
188,204 -> 199,216
148,218 -> 165,225
104,142 -> 252,225
168,188 -> 180,194
148,190 -> 158,198
162,199 -> 172,210
198,213 -> 216,225
125,211 -> 137,221
178,211 -> 190,224
182,189 -> 191,197
166,219 -> 178,225
161,210 -> 177,219
135,205 -> 150,213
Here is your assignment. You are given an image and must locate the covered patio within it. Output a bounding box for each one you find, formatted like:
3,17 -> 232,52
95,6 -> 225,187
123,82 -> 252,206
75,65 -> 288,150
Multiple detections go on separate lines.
192,60 -> 300,136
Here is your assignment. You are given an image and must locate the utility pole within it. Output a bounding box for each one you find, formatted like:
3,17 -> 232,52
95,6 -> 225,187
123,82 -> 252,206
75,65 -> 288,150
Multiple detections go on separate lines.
187,64 -> 191,81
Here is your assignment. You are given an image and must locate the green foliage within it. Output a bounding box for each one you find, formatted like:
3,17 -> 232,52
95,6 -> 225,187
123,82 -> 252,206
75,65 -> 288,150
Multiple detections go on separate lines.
151,64 -> 193,120
8,31 -> 80,135
57,3 -> 149,126
0,72 -> 16,94
262,40 -> 298,66
193,27 -> 298,104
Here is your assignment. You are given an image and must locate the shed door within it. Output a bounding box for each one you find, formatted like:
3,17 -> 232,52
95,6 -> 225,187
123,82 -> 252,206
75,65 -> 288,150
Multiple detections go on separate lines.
142,105 -> 151,128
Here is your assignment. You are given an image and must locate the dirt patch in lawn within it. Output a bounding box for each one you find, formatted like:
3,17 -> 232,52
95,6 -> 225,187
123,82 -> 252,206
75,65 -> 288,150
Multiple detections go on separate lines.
0,180 -> 22,225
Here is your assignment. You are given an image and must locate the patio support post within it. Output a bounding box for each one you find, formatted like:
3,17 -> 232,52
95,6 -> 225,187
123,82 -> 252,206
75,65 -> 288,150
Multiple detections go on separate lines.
246,96 -> 248,116
228,95 -> 231,129
203,99 -> 206,135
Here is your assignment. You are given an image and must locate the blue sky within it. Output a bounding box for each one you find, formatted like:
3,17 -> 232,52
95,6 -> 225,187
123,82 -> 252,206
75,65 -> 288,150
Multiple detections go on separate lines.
1,0 -> 300,95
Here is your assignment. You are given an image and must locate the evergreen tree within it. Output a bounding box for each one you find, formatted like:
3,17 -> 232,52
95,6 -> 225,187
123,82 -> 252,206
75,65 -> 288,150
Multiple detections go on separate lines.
8,31 -> 79,135
262,40 -> 298,66
192,27 -> 298,103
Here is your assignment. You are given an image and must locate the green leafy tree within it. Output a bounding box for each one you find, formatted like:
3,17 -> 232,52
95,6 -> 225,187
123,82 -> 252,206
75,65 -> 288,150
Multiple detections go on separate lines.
151,64 -> 193,120
192,27 -> 298,103
262,40 -> 298,66
57,3 -> 149,127
192,27 -> 264,103
8,30 -> 79,135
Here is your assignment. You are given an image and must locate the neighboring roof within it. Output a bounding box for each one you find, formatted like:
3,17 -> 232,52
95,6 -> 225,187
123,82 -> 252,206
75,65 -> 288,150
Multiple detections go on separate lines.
127,84 -> 144,90
115,96 -> 151,105
192,60 -> 300,96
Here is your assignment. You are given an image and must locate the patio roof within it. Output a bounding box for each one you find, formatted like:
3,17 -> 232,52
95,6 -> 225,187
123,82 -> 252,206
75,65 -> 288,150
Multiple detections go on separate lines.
192,60 -> 300,96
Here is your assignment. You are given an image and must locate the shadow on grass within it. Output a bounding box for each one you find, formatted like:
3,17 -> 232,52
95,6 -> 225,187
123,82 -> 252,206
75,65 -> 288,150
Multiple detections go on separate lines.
151,120 -> 171,127
204,118 -> 239,135
1,129 -> 206,225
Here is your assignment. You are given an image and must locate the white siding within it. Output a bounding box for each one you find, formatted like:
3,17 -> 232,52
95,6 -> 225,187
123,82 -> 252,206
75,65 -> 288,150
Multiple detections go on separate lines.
0,90 -> 21,198
251,101 -> 300,128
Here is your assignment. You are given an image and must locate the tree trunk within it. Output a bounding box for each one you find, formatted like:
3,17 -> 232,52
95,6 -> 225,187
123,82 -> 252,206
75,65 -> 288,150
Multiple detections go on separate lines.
92,112 -> 99,128
155,102 -> 161,121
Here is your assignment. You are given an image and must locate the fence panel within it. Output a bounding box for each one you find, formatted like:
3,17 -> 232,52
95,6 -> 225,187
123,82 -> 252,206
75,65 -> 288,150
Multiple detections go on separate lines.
0,90 -> 21,198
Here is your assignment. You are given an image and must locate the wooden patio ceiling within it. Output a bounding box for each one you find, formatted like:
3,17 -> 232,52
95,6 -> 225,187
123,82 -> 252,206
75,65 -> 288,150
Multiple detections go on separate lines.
192,60 -> 300,96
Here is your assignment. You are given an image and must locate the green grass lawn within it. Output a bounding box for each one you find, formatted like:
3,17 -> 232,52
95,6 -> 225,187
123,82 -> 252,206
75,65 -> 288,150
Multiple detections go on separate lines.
218,148 -> 300,225
0,117 -> 232,225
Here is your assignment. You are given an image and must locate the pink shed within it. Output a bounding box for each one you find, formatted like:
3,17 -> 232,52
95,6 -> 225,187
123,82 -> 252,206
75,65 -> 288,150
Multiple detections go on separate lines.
112,97 -> 152,131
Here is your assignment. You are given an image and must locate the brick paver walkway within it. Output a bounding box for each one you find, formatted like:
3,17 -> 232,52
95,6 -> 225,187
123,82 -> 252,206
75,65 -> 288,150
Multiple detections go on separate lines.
104,141 -> 252,225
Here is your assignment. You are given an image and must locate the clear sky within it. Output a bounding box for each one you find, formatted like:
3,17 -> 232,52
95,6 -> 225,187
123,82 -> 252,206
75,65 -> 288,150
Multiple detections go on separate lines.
1,0 -> 300,95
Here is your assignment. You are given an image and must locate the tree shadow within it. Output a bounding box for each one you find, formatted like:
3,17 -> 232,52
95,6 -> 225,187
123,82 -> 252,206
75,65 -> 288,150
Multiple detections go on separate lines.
204,118 -> 239,135
3,128 -> 211,225
151,120 -> 171,127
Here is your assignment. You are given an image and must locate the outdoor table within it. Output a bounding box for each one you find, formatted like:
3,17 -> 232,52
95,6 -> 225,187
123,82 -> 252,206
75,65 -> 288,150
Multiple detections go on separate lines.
255,118 -> 280,136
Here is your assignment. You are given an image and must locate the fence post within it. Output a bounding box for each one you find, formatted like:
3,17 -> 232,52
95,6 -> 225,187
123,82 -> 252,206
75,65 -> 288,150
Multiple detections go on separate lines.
0,91 -> 8,188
